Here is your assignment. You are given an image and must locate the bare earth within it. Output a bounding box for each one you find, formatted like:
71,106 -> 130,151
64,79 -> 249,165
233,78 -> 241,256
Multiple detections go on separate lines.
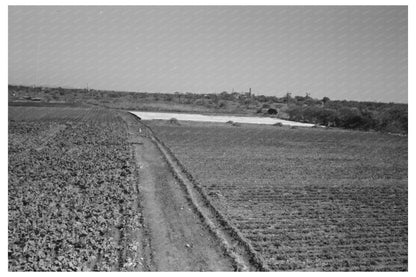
123,113 -> 236,271
9,106 -> 406,271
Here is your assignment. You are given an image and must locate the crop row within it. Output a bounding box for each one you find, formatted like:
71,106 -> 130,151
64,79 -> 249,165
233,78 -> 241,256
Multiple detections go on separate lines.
148,121 -> 408,271
9,108 -> 142,271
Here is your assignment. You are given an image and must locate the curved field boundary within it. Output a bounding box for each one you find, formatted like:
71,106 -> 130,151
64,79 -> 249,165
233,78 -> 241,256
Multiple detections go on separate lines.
128,113 -> 270,271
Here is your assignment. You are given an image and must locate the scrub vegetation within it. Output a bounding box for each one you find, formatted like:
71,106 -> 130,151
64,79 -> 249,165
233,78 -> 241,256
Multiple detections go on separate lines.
9,85 -> 407,134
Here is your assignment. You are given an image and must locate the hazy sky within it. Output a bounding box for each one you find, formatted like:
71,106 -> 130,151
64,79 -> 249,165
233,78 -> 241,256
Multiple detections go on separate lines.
9,6 -> 407,103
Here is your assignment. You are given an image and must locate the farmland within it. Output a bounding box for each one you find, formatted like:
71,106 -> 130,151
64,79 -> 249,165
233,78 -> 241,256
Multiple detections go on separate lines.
7,104 -> 408,271
9,85 -> 408,134
147,120 -> 408,271
8,107 -> 143,271
8,106 -> 240,272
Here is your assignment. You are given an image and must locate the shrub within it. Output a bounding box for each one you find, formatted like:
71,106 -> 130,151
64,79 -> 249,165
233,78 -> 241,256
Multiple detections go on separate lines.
267,108 -> 278,115
218,101 -> 227,108
168,118 -> 180,125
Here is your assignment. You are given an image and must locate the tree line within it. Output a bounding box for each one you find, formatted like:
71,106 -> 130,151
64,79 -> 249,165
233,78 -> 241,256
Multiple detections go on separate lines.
284,95 -> 407,134
8,85 -> 408,134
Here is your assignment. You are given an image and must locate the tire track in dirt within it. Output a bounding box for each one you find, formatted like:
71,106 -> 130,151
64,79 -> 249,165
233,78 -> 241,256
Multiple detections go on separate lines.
123,112 -> 270,271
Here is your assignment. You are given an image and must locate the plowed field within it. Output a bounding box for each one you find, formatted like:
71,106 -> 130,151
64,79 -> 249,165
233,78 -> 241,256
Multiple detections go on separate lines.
147,120 -> 408,271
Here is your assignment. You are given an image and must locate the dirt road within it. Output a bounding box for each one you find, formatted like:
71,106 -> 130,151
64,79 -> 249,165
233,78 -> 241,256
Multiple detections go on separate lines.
122,113 -> 236,271
121,112 -> 269,271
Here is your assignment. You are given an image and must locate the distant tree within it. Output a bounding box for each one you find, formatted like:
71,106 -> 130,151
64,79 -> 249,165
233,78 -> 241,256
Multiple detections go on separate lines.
322,97 -> 330,105
243,99 -> 253,106
218,101 -> 227,108
336,107 -> 363,129
303,106 -> 322,123
267,108 -> 278,115
317,109 -> 338,126
219,91 -> 229,100
269,96 -> 280,103
164,94 -> 173,101
194,99 -> 205,106
377,107 -> 408,133
359,109 -> 378,131
256,95 -> 268,102
287,105 -> 303,121
295,96 -> 306,102
213,95 -> 219,104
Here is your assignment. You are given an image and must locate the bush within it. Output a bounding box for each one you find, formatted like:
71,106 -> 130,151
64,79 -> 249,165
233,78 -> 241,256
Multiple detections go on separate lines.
218,101 -> 227,108
377,107 -> 407,133
267,108 -> 278,115
168,118 -> 180,125
287,105 -> 303,122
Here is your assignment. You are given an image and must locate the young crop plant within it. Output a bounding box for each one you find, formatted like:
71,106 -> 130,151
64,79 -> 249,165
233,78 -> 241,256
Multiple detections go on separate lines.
8,108 -> 142,271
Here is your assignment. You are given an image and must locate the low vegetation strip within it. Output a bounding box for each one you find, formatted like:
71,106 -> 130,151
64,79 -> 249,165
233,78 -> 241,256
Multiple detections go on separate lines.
9,85 -> 407,134
8,107 -> 143,271
147,121 -> 408,271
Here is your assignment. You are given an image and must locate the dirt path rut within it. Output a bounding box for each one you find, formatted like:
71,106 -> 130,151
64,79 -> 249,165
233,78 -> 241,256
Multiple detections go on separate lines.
123,113 -> 235,271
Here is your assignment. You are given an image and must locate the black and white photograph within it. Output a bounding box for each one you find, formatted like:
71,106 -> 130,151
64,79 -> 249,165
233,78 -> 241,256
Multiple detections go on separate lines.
5,2 -> 410,273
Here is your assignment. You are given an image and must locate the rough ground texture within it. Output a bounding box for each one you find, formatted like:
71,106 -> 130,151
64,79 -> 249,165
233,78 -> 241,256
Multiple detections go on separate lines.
9,107 -> 244,271
148,120 -> 408,271
10,105 -> 407,272
121,113 -> 235,271
8,107 -> 143,271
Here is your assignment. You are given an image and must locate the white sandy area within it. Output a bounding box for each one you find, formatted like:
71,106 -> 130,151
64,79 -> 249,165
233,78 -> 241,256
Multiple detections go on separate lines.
129,111 -> 315,127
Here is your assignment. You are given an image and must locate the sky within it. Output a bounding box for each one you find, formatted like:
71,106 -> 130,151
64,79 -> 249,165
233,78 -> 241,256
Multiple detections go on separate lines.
8,6 -> 407,103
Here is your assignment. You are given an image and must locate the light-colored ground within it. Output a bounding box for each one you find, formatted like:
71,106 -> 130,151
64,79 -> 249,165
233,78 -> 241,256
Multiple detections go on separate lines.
130,111 -> 315,127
